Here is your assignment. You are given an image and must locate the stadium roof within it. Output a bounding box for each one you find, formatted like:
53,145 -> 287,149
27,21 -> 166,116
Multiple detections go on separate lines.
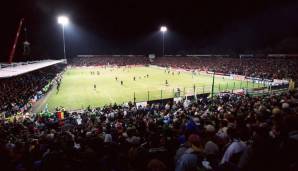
0,59 -> 65,78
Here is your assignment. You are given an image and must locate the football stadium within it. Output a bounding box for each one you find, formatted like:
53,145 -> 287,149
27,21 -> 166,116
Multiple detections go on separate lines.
1,1 -> 298,171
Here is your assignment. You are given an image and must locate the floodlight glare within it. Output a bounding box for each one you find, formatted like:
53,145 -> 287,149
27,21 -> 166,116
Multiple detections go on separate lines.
57,16 -> 69,26
160,26 -> 167,32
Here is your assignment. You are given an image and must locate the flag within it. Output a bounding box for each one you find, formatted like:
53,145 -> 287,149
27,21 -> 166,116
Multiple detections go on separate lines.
57,111 -> 64,120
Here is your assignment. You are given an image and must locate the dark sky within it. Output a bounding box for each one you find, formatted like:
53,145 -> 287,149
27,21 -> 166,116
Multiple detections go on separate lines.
1,0 -> 298,62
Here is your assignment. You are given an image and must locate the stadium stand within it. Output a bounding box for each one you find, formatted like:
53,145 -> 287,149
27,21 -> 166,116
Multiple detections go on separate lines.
70,55 -> 149,66
0,91 -> 297,171
0,64 -> 66,116
154,56 -> 298,80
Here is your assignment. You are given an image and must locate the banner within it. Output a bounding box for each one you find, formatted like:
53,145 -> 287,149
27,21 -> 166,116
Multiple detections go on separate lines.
230,74 -> 245,81
273,79 -> 289,85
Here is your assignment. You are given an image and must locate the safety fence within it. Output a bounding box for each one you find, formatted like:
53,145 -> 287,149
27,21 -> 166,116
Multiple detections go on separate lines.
129,80 -> 273,104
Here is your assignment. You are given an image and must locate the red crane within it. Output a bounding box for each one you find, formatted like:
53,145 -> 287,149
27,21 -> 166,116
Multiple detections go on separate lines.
8,18 -> 24,64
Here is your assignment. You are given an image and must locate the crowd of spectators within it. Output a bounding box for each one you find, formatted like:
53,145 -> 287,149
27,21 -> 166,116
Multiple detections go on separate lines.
153,56 -> 298,80
0,64 -> 66,116
70,56 -> 149,66
0,91 -> 298,171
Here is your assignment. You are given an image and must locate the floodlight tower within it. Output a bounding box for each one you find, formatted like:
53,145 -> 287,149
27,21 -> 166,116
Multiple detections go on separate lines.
57,16 -> 69,60
160,26 -> 167,56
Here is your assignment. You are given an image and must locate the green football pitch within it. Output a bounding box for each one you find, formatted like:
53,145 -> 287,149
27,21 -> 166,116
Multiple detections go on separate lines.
43,66 -> 261,111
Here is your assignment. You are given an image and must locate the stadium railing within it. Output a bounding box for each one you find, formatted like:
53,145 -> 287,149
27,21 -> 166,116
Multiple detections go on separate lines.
130,81 -> 273,104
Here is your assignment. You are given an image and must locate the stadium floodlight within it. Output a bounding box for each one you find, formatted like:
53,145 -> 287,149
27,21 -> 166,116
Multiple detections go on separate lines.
57,16 -> 69,26
160,26 -> 167,56
160,26 -> 167,32
57,16 -> 69,61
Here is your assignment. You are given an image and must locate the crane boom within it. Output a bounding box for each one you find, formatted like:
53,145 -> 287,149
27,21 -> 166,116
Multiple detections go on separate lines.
8,18 -> 24,64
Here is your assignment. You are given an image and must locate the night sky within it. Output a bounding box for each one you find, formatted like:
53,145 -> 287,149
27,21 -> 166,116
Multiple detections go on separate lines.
1,0 -> 298,62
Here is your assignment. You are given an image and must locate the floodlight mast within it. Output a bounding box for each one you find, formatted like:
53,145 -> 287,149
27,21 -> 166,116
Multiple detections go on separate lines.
160,26 -> 167,56
57,16 -> 69,61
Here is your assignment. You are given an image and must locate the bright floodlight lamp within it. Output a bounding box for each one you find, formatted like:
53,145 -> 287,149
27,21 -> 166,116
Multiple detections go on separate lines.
57,15 -> 69,61
160,26 -> 167,32
57,16 -> 69,26
160,26 -> 167,56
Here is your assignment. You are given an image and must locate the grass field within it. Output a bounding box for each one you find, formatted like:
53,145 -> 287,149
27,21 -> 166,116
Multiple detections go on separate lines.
42,66 -> 262,111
